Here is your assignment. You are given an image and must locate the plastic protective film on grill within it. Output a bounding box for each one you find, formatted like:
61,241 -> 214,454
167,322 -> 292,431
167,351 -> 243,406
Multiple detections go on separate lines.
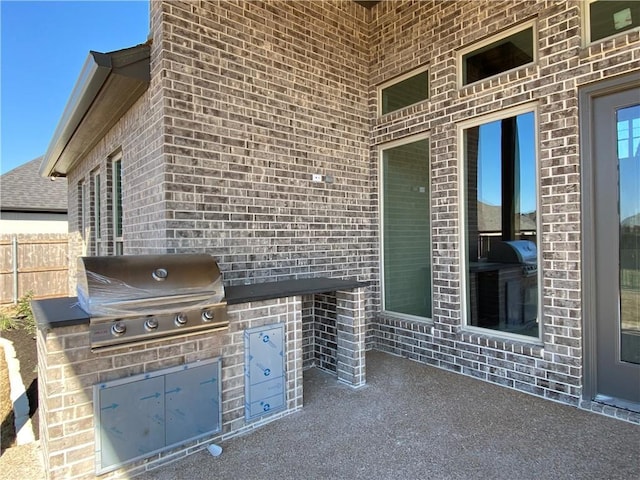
76,254 -> 225,317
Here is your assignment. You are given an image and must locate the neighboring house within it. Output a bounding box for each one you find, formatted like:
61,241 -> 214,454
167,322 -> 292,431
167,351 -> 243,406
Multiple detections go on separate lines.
41,0 -> 639,422
0,157 -> 69,303
1,156 -> 68,233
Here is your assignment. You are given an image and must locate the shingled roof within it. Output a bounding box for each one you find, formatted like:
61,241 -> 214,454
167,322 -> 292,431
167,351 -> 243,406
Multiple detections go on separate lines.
0,157 -> 68,213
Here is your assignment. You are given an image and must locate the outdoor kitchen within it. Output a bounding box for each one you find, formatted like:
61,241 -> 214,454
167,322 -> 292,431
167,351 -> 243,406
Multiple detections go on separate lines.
32,254 -> 366,478
15,0 -> 640,478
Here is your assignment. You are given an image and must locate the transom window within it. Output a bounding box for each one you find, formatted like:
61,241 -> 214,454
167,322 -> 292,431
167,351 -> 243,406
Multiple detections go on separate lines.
587,0 -> 640,43
379,67 -> 429,116
460,22 -> 535,86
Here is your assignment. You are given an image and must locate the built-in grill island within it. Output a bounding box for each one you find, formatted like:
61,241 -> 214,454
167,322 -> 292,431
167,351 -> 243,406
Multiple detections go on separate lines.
77,254 -> 228,350
32,253 -> 367,479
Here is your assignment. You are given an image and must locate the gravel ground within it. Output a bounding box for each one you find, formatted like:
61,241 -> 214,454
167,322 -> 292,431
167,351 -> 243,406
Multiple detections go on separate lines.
0,441 -> 45,479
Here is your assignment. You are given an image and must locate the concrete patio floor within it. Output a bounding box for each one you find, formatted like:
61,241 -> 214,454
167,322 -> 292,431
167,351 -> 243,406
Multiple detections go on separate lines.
139,350 -> 640,480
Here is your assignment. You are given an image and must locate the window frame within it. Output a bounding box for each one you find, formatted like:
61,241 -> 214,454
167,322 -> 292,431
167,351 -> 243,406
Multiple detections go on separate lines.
458,20 -> 537,89
378,66 -> 430,117
91,170 -> 103,256
378,132 -> 434,322
584,0 -> 640,45
457,102 -> 543,343
111,152 -> 123,255
79,180 -> 89,245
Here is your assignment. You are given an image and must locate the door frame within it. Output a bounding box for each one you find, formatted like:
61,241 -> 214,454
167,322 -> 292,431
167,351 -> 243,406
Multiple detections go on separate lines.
579,71 -> 640,407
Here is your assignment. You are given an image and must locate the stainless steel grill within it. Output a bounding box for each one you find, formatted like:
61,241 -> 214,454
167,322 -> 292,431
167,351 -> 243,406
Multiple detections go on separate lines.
78,254 -> 228,350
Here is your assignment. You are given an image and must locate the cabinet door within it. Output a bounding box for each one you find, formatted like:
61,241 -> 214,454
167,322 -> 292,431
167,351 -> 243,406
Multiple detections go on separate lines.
165,362 -> 221,446
246,326 -> 284,380
245,324 -> 286,420
97,375 -> 165,471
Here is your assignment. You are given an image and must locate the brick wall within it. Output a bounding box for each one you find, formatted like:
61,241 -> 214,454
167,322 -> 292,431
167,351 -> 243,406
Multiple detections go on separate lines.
61,0 -> 640,420
37,297 -> 303,479
154,0 -> 376,286
369,0 -> 639,408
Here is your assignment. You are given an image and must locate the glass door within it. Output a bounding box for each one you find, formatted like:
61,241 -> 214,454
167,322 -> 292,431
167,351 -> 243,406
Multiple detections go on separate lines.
592,87 -> 640,410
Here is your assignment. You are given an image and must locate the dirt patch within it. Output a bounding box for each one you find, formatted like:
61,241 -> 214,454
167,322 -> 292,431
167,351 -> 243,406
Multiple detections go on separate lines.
1,344 -> 16,452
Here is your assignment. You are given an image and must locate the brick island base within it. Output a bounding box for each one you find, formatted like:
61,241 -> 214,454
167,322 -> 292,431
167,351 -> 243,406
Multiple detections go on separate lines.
35,287 -> 366,479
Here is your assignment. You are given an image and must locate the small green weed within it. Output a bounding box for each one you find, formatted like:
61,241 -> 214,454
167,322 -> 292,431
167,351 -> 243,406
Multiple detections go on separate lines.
0,291 -> 35,334
0,312 -> 18,331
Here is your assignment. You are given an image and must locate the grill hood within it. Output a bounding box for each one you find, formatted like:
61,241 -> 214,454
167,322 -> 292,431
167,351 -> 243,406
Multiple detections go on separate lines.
77,254 -> 225,317
487,240 -> 537,264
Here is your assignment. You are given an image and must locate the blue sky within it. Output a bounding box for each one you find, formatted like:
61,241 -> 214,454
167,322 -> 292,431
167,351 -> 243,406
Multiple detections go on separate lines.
477,112 -> 537,214
0,0 -> 150,175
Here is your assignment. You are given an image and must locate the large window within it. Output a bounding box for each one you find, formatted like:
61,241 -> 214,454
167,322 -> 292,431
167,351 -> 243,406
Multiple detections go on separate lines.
79,180 -> 88,244
112,155 -> 123,255
379,67 -> 429,116
460,22 -> 535,86
92,171 -> 103,255
587,0 -> 640,43
381,136 -> 432,319
462,108 -> 539,339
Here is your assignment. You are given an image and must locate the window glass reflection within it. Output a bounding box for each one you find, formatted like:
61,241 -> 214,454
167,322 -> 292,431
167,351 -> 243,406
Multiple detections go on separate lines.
464,111 -> 538,337
618,104 -> 640,364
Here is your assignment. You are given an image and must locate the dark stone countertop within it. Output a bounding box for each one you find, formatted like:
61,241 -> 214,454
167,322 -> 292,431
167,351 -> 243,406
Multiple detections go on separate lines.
32,277 -> 369,329
225,277 -> 367,305
31,296 -> 90,329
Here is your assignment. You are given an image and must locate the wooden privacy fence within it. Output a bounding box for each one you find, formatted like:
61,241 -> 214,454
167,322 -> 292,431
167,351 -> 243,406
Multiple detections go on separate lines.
0,234 -> 69,304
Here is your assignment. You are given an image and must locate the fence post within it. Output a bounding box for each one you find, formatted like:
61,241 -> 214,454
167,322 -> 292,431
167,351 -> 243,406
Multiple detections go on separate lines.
12,235 -> 18,304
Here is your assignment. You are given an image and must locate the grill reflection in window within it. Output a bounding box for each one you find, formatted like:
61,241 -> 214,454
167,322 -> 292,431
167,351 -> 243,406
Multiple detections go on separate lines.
463,110 -> 539,338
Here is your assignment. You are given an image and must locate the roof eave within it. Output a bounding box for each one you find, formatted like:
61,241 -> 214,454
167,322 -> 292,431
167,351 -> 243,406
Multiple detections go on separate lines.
41,43 -> 151,178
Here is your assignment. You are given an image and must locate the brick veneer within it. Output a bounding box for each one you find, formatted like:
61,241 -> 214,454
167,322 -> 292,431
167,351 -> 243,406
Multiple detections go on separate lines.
302,288 -> 367,388
37,288 -> 368,478
368,0 -> 639,421
37,297 -> 303,479
61,0 -> 640,427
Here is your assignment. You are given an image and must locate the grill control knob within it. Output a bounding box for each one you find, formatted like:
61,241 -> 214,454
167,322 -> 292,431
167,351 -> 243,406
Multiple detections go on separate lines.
145,317 -> 159,331
175,313 -> 188,326
201,309 -> 215,322
111,321 -> 126,337
152,268 -> 168,281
